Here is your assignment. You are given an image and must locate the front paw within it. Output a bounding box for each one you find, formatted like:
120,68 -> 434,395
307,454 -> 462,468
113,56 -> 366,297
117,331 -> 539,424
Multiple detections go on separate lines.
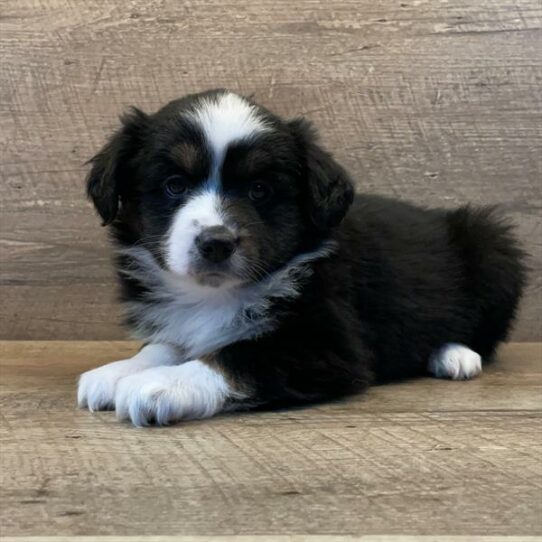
78,360 -> 134,411
115,362 -> 231,427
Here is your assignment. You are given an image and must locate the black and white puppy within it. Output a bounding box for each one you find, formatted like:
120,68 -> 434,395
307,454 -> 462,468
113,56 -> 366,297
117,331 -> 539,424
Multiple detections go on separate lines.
78,89 -> 526,426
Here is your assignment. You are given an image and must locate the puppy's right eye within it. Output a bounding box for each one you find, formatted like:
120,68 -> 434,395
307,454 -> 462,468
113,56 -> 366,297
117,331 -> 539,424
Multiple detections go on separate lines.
164,176 -> 187,198
248,180 -> 273,203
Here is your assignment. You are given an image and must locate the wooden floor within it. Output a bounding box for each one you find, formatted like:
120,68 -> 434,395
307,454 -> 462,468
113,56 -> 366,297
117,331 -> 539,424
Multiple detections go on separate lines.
0,342 -> 541,539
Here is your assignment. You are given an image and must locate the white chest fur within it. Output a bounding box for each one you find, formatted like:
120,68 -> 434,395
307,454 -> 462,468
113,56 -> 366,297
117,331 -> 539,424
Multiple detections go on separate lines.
120,243 -> 335,360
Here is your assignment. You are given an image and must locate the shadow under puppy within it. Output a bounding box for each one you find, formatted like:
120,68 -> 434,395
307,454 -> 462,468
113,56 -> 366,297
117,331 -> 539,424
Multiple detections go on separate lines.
78,90 -> 526,426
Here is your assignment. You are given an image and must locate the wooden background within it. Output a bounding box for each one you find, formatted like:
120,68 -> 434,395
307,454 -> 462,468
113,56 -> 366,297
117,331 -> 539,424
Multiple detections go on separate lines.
2,341 -> 541,536
1,0 -> 541,340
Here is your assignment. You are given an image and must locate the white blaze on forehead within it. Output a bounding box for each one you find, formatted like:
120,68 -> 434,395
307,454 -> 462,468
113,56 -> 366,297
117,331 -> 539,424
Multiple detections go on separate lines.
166,189 -> 225,276
167,92 -> 267,278
188,92 -> 268,163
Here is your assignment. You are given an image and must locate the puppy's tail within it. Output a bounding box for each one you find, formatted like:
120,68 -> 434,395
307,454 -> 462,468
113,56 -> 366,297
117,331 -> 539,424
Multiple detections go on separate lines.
446,205 -> 528,358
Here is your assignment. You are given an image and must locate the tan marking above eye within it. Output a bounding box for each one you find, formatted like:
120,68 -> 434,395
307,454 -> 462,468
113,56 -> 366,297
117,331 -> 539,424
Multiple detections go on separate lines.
171,143 -> 200,172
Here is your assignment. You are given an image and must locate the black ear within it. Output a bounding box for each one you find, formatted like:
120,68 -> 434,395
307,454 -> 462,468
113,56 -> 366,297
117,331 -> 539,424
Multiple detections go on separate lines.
289,118 -> 354,231
86,107 -> 149,225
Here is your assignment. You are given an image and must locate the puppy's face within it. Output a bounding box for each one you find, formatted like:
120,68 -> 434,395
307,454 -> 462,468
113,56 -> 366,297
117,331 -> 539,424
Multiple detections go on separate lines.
87,90 -> 353,288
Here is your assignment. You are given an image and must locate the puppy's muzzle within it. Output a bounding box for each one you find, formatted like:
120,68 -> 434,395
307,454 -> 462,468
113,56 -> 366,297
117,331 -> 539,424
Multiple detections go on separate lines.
195,226 -> 238,264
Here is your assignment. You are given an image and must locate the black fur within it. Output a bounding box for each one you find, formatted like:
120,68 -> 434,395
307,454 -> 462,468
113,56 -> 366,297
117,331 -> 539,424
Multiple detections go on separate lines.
86,90 -> 527,412
218,196 -> 526,407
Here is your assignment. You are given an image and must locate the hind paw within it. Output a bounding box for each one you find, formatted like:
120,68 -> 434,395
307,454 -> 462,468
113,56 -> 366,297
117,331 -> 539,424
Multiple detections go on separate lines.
428,343 -> 482,380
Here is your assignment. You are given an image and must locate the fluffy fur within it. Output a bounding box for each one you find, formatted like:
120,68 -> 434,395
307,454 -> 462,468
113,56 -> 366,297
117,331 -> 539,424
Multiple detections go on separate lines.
79,89 -> 526,426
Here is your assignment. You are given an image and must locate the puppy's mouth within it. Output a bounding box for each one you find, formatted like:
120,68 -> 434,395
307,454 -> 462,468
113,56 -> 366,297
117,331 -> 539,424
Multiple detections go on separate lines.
194,270 -> 233,288
186,260 -> 246,288
165,229 -> 261,289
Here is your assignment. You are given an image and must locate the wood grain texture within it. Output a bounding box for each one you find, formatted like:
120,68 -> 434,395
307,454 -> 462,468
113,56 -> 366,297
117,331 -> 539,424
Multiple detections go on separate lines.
1,537 -> 540,542
0,341 -> 541,536
1,0 -> 541,340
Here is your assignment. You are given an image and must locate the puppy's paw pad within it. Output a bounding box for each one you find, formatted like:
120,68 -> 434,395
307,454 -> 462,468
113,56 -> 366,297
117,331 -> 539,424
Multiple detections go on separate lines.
78,362 -> 131,411
428,343 -> 482,380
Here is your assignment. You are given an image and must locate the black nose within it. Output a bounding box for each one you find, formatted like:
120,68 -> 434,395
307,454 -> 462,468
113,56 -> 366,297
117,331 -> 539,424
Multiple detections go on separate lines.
195,226 -> 237,263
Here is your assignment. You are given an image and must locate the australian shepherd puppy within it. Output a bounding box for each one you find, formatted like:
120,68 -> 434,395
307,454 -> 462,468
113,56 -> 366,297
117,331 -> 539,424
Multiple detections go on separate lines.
78,89 -> 526,426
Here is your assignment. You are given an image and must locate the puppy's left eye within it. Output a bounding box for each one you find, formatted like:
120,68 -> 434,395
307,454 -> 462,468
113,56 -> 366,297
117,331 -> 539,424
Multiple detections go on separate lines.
248,181 -> 272,203
164,175 -> 187,197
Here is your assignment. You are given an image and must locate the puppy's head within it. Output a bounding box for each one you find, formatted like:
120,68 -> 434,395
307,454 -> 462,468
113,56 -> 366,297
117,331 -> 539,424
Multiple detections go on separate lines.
87,90 -> 353,288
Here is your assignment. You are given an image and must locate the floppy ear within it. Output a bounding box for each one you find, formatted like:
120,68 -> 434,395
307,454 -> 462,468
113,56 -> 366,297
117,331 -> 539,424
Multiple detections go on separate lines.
86,107 -> 149,225
289,118 -> 354,231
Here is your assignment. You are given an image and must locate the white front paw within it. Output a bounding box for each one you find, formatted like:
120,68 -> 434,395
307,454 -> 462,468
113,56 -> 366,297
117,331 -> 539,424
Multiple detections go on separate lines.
78,344 -> 182,412
115,362 -> 231,427
78,360 -> 137,411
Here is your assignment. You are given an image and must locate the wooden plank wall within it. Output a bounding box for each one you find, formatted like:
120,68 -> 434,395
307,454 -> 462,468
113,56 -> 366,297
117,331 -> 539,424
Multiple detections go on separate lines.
1,0 -> 541,340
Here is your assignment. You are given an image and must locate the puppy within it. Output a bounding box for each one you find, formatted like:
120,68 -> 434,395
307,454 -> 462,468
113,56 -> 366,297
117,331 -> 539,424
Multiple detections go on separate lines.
78,89 -> 526,426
